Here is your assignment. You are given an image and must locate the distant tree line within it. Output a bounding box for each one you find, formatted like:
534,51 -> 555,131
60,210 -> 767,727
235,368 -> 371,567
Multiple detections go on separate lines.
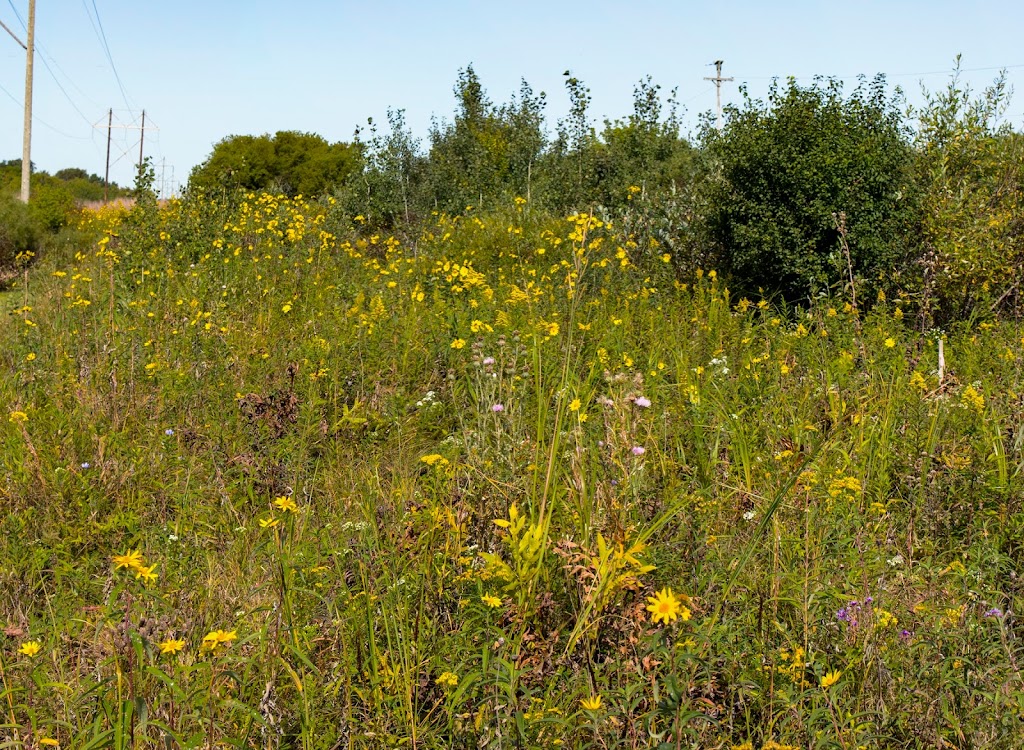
184,61 -> 1024,323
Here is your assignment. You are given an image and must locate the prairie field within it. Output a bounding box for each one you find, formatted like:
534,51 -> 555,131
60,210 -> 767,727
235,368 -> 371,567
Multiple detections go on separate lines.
1,190 -> 1022,750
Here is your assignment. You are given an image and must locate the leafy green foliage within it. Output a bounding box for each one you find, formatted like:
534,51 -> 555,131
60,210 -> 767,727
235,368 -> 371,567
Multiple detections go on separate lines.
426,66 -> 547,212
698,76 -> 921,302
0,192 -> 39,286
188,130 -> 361,196
915,62 -> 1024,323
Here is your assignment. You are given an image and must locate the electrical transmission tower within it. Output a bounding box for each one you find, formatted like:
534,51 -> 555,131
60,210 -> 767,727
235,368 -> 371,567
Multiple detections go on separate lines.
93,109 -> 158,202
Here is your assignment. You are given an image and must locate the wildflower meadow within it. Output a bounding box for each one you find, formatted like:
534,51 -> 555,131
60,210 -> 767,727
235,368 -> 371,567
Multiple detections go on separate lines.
1,181 -> 1022,749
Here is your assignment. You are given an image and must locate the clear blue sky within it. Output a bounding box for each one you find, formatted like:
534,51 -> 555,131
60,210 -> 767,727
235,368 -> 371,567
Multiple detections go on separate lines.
1,0 -> 1022,194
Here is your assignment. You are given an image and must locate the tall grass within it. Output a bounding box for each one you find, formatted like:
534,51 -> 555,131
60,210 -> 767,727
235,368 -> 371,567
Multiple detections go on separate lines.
0,193 -> 1021,748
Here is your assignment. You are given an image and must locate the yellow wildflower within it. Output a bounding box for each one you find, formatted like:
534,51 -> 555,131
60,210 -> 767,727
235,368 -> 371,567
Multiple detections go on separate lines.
646,587 -> 690,625
820,670 -> 842,689
481,594 -> 502,608
9,411 -> 28,424
18,641 -> 42,657
579,695 -> 602,711
134,564 -> 158,584
201,629 -> 238,651
112,549 -> 145,571
159,638 -> 186,655
273,496 -> 298,513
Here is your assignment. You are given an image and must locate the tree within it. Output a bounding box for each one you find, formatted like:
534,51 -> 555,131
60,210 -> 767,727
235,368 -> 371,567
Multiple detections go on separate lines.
915,62 -> 1024,323
188,131 -> 360,196
427,66 -> 547,211
698,76 -> 921,302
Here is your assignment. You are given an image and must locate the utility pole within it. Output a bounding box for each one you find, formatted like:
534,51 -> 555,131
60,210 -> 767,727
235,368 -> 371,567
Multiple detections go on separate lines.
704,60 -> 734,130
138,109 -> 145,170
104,108 -> 112,202
20,0 -> 35,203
94,110 -> 157,201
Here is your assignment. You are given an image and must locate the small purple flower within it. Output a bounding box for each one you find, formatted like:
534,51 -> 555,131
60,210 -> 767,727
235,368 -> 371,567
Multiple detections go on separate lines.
634,396 -> 651,408
610,479 -> 619,486
899,629 -> 913,641
165,428 -> 175,436
984,608 -> 1003,618
482,357 -> 495,366
865,596 -> 874,604
631,446 -> 646,456
837,608 -> 850,622
491,403 -> 504,412
81,462 -> 91,469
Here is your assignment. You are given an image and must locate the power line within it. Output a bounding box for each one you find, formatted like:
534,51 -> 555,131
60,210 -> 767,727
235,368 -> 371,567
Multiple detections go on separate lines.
85,0 -> 133,112
0,69 -> 86,139
733,62 -> 1024,82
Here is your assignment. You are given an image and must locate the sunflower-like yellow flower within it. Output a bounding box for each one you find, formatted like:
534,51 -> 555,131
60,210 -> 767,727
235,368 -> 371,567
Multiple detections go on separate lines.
112,549 -> 145,571
579,694 -> 602,711
18,640 -> 42,657
159,638 -> 186,655
272,496 -> 298,514
645,587 -> 691,625
134,564 -> 158,584
481,594 -> 502,608
820,670 -> 842,689
201,629 -> 238,651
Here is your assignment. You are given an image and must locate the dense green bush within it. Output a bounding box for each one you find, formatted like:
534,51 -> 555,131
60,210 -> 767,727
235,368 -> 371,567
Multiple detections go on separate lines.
0,193 -> 40,287
697,76 -> 921,302
188,131 -> 361,197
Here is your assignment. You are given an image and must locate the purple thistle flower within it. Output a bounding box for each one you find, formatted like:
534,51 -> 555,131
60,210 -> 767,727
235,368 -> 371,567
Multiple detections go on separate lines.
491,403 -> 504,412
631,446 -> 646,456
482,357 -> 495,366
634,396 -> 652,408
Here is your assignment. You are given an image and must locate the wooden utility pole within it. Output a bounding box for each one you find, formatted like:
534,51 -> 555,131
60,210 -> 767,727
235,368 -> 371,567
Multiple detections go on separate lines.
704,60 -> 734,130
104,108 -> 112,202
138,109 -> 145,169
20,0 -> 35,203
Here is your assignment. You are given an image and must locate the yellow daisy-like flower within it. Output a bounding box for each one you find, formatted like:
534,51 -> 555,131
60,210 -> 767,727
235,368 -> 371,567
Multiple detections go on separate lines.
158,638 -> 186,655
134,563 -> 158,584
9,411 -> 28,424
646,587 -> 690,625
450,338 -> 466,350
112,549 -> 145,571
258,517 -> 280,529
579,694 -> 602,711
18,640 -> 42,657
820,670 -> 842,689
272,496 -> 298,514
568,398 -> 581,412
201,629 -> 238,651
481,594 -> 502,608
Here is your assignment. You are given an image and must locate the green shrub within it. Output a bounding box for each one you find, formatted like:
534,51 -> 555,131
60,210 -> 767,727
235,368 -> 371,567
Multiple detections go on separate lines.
0,193 -> 40,286
698,76 -> 921,303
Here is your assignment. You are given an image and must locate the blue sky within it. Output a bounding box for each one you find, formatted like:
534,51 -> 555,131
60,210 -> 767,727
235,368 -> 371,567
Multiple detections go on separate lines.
1,0 -> 1022,194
